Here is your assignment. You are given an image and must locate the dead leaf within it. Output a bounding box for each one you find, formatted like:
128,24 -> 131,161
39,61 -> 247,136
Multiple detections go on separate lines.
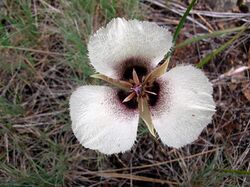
228,83 -> 237,92
242,83 -> 250,101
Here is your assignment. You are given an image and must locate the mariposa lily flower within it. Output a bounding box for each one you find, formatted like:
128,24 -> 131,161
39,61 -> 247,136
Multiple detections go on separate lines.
69,18 -> 216,154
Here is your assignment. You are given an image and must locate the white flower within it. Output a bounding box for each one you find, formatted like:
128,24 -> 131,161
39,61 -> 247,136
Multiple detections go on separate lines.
69,18 -> 216,155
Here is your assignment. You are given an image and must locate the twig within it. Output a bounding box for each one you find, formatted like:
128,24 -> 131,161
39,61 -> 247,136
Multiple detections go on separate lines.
97,172 -> 178,185
83,148 -> 220,174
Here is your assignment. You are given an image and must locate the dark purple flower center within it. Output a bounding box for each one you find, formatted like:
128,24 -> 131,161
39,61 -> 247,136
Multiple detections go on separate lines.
116,58 -> 161,110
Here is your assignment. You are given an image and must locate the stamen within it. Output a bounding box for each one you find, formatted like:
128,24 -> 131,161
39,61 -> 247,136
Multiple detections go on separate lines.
122,92 -> 136,103
132,68 -> 140,85
145,90 -> 157,95
120,68 -> 159,108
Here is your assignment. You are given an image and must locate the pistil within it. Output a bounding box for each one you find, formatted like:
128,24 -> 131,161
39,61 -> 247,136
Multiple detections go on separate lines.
132,85 -> 142,96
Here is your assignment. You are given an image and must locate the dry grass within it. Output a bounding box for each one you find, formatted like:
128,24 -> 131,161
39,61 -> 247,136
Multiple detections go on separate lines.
0,0 -> 250,186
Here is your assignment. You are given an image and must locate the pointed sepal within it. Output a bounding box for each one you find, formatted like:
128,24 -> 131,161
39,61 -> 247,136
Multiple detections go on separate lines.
91,74 -> 132,91
138,97 -> 156,137
143,58 -> 170,85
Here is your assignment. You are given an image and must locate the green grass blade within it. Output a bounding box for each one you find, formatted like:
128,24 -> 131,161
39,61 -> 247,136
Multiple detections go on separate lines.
164,0 -> 197,60
172,0 -> 197,44
218,169 -> 250,175
176,25 -> 246,49
197,28 -> 245,68
0,96 -> 24,117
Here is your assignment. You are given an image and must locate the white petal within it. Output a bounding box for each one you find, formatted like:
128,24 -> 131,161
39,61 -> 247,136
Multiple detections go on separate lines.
88,18 -> 172,78
69,86 -> 139,154
151,65 -> 216,148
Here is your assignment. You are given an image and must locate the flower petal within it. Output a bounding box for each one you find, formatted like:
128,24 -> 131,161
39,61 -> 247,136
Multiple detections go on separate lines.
151,65 -> 216,148
88,18 -> 172,78
69,86 -> 139,154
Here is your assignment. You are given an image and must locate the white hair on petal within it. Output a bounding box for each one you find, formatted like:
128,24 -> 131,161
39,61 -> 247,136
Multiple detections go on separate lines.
152,65 -> 216,148
69,86 -> 139,154
88,18 -> 173,79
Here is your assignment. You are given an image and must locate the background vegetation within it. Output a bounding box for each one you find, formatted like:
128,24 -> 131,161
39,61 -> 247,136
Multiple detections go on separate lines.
0,0 -> 249,186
